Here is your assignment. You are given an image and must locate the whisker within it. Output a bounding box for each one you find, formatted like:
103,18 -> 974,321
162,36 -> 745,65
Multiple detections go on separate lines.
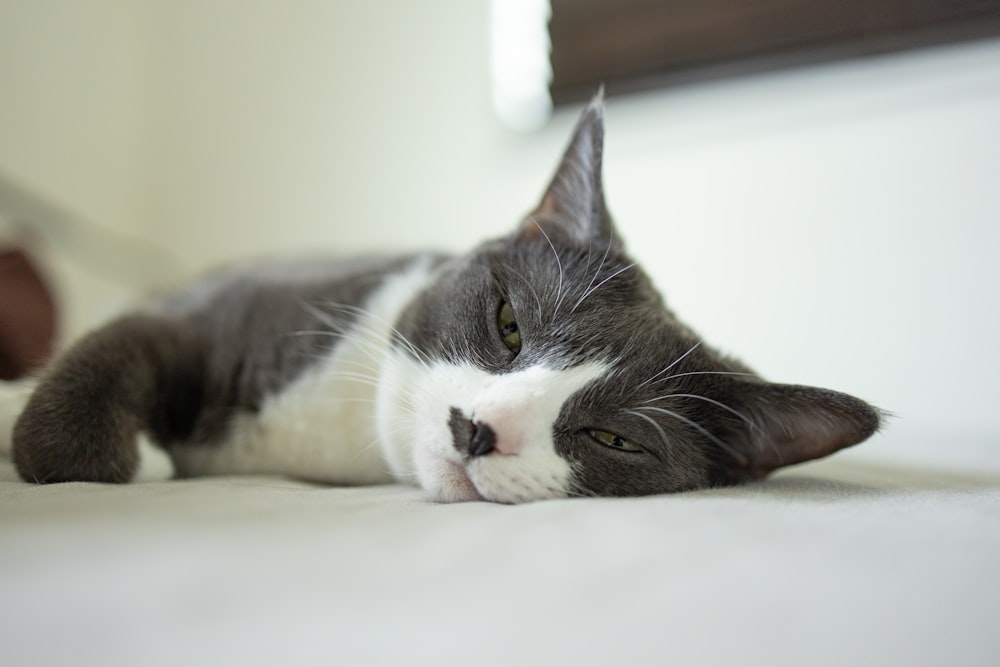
309,395 -> 417,413
570,261 -> 635,314
583,230 -> 595,284
304,301 -> 432,369
296,371 -> 381,387
622,409 -> 672,459
638,340 -> 703,388
655,370 -> 757,384
292,343 -> 385,376
352,437 -> 382,459
515,273 -> 545,324
299,337 -> 388,370
572,231 -> 615,314
632,405 -> 748,466
644,393 -> 759,431
528,216 -> 566,325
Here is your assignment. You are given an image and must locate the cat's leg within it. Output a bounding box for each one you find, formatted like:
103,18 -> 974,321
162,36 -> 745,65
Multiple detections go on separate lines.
12,315 -> 204,483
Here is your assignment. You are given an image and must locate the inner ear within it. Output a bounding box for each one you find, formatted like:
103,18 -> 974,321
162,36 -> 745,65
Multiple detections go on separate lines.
718,382 -> 882,482
515,92 -> 618,248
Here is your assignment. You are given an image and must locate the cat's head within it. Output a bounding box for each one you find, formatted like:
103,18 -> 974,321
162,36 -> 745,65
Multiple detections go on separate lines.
379,95 -> 881,503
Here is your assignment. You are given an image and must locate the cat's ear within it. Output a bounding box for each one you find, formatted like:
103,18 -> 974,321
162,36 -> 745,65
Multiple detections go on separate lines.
718,382 -> 882,482
517,90 -> 617,247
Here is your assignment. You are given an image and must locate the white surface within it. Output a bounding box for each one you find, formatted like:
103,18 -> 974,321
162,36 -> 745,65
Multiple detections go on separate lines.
2,432 -> 998,667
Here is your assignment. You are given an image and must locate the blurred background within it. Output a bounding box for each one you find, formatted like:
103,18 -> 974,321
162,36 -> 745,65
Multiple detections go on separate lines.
1,1 -> 998,452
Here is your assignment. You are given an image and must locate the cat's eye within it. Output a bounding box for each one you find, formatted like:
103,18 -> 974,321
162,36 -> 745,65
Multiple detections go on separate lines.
497,301 -> 521,353
587,429 -> 643,453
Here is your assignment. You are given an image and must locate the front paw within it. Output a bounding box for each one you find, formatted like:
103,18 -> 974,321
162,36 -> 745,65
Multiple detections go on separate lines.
12,384 -> 140,484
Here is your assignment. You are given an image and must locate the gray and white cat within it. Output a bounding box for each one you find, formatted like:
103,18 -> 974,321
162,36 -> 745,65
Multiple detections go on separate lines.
4,97 -> 880,503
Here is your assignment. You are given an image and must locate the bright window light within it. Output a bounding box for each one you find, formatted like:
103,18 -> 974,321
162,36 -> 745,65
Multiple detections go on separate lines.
490,0 -> 552,132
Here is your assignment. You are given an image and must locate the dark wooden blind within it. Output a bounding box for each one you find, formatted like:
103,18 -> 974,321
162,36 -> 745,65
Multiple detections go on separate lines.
550,0 -> 1000,104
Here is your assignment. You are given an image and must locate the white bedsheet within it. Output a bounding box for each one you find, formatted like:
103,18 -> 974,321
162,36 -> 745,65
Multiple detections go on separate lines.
1,433 -> 998,667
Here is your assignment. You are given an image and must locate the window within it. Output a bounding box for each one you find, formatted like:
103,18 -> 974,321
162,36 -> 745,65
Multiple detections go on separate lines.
549,0 -> 1000,105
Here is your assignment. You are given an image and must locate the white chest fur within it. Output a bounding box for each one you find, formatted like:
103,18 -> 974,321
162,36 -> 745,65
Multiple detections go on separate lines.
171,258 -> 436,484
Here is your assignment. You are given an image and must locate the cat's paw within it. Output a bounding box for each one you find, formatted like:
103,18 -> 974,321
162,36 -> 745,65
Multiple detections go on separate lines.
13,425 -> 175,484
12,381 -> 144,484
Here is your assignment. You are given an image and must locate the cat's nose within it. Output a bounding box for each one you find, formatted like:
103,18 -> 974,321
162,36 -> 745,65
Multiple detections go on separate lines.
468,421 -> 496,457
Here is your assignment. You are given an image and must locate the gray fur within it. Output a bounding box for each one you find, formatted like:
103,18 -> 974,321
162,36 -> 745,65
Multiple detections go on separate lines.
9,95 -> 881,498
12,255 -> 435,481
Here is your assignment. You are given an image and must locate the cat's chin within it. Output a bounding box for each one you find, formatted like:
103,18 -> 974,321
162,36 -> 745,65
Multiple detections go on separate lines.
425,459 -> 484,503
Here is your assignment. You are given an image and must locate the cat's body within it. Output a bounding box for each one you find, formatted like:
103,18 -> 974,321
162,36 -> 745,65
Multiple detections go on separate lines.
3,97 -> 881,502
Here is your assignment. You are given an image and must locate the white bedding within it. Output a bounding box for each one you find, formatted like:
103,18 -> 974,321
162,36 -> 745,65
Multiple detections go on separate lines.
1,433 -> 998,667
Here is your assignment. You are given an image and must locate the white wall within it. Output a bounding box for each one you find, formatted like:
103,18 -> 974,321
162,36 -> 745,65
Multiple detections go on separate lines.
605,45 -> 1000,447
0,0 -> 154,337
144,0 -> 501,264
2,1 -> 998,446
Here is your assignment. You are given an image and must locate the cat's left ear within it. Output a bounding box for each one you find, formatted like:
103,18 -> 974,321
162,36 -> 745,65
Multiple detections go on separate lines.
718,382 -> 883,482
517,90 -> 617,247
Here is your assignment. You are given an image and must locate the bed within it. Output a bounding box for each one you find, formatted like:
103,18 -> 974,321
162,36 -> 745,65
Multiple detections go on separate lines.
1,431 -> 997,666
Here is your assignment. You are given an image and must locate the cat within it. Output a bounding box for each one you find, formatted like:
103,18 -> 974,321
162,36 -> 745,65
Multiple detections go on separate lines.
3,95 -> 881,503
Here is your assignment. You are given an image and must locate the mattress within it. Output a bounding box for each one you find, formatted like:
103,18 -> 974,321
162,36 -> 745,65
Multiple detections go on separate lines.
1,432 -> 997,666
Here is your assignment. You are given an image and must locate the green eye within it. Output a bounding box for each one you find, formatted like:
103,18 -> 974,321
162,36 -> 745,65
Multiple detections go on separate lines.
588,429 -> 642,453
497,301 -> 521,353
